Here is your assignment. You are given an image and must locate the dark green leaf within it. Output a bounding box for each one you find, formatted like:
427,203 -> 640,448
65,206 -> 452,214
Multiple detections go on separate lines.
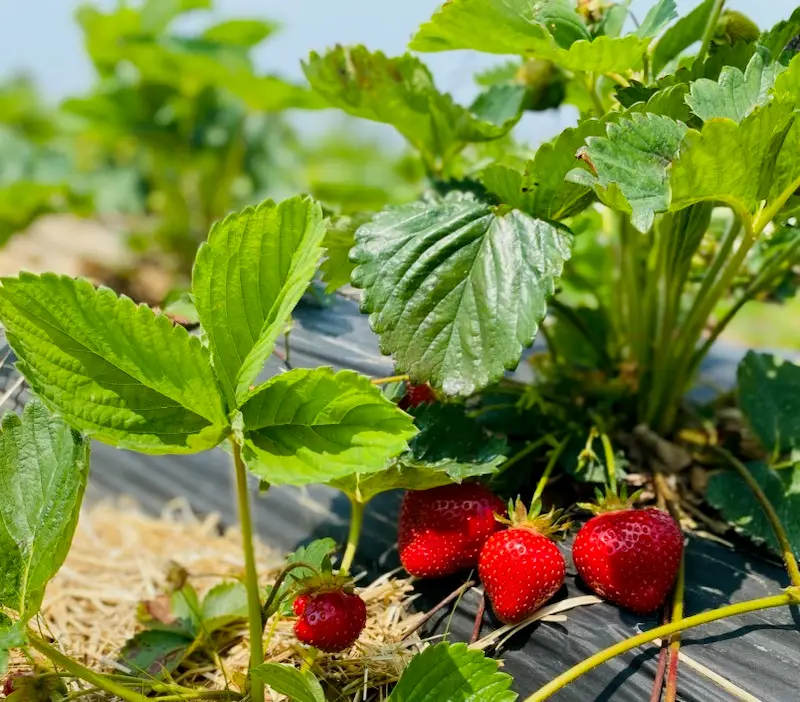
0,401 -> 89,616
387,642 -> 517,702
0,274 -> 229,453
240,368 -> 416,486
119,630 -> 192,678
652,0 -> 716,75
574,113 -> 688,232
707,461 -> 800,555
302,47 -> 521,163
686,50 -> 784,123
352,192 -> 572,396
193,196 -> 326,406
470,85 -> 528,125
320,213 -> 372,294
738,352 -> 800,455
251,663 -> 325,702
636,0 -> 678,39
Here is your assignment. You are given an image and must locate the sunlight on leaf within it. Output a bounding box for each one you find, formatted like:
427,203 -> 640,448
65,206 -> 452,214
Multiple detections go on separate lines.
251,663 -> 325,702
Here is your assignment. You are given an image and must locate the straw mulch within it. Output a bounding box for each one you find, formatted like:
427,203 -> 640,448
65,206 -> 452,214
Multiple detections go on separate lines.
9,498 -> 426,701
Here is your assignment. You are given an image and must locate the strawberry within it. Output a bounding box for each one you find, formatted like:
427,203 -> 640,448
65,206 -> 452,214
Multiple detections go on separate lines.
292,594 -> 309,616
398,483 -> 506,578
478,500 -> 568,624
573,507 -> 683,614
293,589 -> 367,652
398,383 -> 436,410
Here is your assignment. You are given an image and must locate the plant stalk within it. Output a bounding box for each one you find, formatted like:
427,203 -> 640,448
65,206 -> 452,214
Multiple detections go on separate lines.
340,497 -> 365,576
698,0 -> 726,63
714,447 -> 800,587
27,635 -> 151,702
664,556 -> 686,702
523,590 -> 799,702
231,438 -> 265,702
532,438 -> 569,503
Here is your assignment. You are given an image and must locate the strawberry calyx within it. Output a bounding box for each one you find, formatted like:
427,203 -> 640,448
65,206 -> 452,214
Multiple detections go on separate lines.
495,497 -> 571,540
292,571 -> 356,598
577,483 -> 644,515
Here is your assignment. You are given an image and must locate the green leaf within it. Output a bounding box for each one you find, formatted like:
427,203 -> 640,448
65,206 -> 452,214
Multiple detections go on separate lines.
251,663 -> 325,702
758,7 -> 800,65
119,630 -> 192,677
201,582 -> 248,633
707,462 -> 800,555
738,352 -> 800,455
302,47 -> 521,163
686,50 -> 784,123
388,642 -> 517,702
410,0 -> 647,74
652,0 -> 716,75
636,0 -> 677,39
202,19 -> 277,47
0,274 -> 228,453
227,75 -> 328,112
192,196 -> 326,406
239,368 -> 416,486
0,615 -> 25,676
139,0 -> 211,34
352,192 -> 572,396
331,403 -> 506,502
481,119 -> 607,220
0,401 -> 88,616
670,99 -> 796,216
320,213 -> 371,294
573,113 -> 688,232
470,84 -> 528,125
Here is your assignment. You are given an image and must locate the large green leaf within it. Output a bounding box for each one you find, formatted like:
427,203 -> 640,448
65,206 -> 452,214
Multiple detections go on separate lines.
686,50 -> 784,123
331,402 -> 507,502
387,642 -> 517,702
707,462 -> 800,555
0,615 -> 25,676
352,192 -> 572,396
0,274 -> 228,453
652,0 -> 716,75
410,0 -> 648,73
0,401 -> 89,616
193,196 -> 326,406
119,630 -> 192,677
738,352 -> 800,455
480,118 -> 607,220
302,47 -> 521,164
251,663 -> 325,702
239,368 -> 416,486
570,113 -> 688,232
670,99 -> 796,216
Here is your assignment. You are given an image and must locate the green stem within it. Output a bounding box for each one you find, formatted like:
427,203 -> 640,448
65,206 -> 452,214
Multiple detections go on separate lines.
714,447 -> 800,587
500,437 -> 552,476
524,590 -> 799,702
664,556 -> 686,702
549,299 -> 612,367
261,561 -> 322,627
599,434 -> 617,495
340,497 -> 365,576
532,438 -> 569,503
697,0 -> 725,63
231,438 -> 265,702
27,635 -> 150,702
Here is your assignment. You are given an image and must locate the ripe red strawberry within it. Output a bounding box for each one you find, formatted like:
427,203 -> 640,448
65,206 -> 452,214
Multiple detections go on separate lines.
293,589 -> 367,653
292,594 -> 309,616
573,507 -> 683,614
479,500 -> 568,623
398,383 -> 436,410
398,483 -> 506,578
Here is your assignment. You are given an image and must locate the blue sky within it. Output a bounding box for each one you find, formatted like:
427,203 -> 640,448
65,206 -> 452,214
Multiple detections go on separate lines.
0,1 -> 792,145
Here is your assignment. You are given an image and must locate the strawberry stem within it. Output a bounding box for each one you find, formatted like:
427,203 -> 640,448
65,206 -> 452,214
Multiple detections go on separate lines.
532,438 -> 569,503
664,555 -> 685,702
599,433 -> 617,495
340,497 -> 365,576
523,588 -> 800,701
370,374 -> 410,385
714,447 -> 800,587
231,438 -> 265,702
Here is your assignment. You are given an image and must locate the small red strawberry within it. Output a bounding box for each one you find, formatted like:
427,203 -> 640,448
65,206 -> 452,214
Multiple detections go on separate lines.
479,499 -> 568,624
293,589 -> 367,652
573,506 -> 683,614
398,383 -> 436,410
398,483 -> 506,578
